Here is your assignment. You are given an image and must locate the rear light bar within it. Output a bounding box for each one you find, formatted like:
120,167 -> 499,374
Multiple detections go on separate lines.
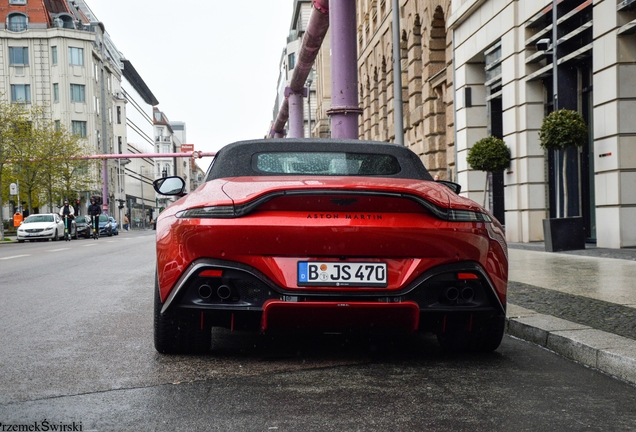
176,190 -> 491,223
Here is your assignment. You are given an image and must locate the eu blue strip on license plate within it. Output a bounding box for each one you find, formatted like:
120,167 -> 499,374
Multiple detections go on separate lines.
298,261 -> 387,287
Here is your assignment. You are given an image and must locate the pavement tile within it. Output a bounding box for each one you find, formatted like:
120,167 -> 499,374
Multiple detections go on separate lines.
598,343 -> 636,384
507,313 -> 590,346
506,304 -> 539,318
547,329 -> 631,369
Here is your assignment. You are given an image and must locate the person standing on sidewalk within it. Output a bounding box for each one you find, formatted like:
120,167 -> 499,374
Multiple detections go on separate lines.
123,214 -> 129,231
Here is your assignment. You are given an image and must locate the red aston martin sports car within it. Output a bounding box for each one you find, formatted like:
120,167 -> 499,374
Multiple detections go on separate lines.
153,139 -> 508,354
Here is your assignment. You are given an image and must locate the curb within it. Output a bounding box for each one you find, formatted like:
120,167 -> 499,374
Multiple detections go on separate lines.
506,304 -> 636,385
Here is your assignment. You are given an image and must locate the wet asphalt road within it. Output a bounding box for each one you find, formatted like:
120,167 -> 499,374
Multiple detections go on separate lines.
1,233 -> 635,431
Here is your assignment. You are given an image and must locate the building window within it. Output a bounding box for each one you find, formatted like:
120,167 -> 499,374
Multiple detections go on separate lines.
11,84 -> 31,103
68,47 -> 84,66
118,136 -> 123,154
54,120 -> 61,131
94,97 -> 100,115
7,13 -> 27,32
53,83 -> 59,103
70,84 -> 85,103
71,121 -> 87,137
51,46 -> 57,65
9,47 -> 29,65
288,52 -> 296,70
116,106 -> 122,124
9,0 -> 28,4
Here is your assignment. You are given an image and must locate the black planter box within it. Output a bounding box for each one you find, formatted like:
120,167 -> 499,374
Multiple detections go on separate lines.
543,217 -> 586,252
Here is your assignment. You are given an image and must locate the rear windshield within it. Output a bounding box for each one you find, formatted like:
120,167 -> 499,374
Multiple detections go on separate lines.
253,152 -> 401,176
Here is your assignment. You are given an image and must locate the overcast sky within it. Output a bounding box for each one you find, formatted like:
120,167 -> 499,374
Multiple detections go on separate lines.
88,0 -> 294,167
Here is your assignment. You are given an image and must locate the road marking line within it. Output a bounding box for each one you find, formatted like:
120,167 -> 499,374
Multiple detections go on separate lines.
48,248 -> 70,252
82,243 -> 98,247
1,254 -> 30,260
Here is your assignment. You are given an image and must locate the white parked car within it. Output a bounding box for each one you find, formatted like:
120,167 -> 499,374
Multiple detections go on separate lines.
16,213 -> 65,242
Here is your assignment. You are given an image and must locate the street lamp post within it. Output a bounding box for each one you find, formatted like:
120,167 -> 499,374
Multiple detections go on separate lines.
392,0 -> 405,146
117,158 -> 130,231
140,166 -> 146,229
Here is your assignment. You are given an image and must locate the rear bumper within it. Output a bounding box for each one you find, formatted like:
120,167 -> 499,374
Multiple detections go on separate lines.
158,258 -> 506,334
17,232 -> 55,240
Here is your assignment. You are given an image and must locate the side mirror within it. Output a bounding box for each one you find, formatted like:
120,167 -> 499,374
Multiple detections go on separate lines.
436,180 -> 462,195
154,176 -> 186,196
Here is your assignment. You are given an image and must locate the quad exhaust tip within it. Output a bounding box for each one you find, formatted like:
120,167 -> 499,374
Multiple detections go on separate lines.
444,286 -> 475,303
217,285 -> 232,300
198,284 -> 212,299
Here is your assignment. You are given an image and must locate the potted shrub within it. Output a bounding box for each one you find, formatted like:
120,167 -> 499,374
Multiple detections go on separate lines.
466,136 -> 511,213
539,109 -> 588,252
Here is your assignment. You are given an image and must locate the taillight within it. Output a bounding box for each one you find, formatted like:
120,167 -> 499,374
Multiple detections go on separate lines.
199,269 -> 223,277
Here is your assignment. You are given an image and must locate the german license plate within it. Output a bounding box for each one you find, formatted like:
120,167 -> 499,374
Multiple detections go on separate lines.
298,262 -> 387,287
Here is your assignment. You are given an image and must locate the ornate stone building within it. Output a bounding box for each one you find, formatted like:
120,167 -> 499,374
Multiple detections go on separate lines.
357,0 -> 454,181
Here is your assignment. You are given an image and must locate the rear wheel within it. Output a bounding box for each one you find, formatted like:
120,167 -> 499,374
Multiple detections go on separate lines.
154,272 -> 211,354
436,314 -> 505,353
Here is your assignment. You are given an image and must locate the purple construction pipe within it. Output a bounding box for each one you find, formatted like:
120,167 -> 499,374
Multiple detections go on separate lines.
287,88 -> 307,138
327,0 -> 362,139
270,0 -> 330,138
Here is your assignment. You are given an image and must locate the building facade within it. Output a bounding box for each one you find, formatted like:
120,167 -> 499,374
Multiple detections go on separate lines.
450,0 -> 636,248
0,0 -> 172,229
271,0 -> 323,138
357,0 -> 454,182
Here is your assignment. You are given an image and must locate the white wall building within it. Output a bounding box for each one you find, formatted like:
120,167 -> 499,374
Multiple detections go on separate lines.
449,0 -> 636,248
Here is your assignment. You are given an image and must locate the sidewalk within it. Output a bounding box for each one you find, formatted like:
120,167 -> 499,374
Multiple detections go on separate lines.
506,242 -> 636,385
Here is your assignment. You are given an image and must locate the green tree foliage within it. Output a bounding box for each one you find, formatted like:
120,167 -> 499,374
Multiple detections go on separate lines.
539,109 -> 588,218
467,136 -> 511,208
539,109 -> 588,152
0,100 -> 31,240
0,101 -> 97,239
467,136 -> 511,173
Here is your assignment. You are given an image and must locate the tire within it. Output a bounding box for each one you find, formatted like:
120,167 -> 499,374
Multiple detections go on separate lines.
154,271 -> 211,354
52,230 -> 59,241
437,314 -> 505,353
18,240 -> 24,243
73,227 -> 78,239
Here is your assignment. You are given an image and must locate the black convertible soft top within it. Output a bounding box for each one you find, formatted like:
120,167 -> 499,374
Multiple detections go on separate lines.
205,138 -> 434,181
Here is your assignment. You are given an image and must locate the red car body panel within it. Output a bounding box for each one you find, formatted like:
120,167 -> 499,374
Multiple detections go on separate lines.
156,177 -> 508,306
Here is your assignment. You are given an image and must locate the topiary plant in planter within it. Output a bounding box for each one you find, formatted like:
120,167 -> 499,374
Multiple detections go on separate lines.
539,109 -> 588,217
466,136 -> 511,207
539,109 -> 588,251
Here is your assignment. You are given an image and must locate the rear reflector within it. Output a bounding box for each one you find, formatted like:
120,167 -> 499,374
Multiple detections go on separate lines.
458,273 -> 479,280
199,269 -> 223,278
